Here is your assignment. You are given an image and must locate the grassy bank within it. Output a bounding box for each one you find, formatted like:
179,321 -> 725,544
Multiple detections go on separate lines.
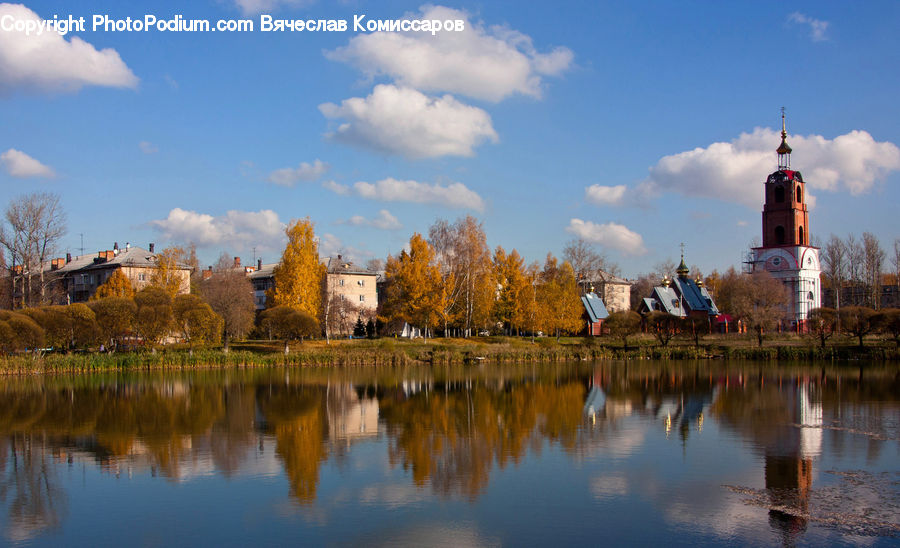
2,335 -> 898,374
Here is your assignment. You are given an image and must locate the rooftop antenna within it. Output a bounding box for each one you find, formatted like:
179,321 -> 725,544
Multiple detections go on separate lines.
252,246 -> 257,264
79,233 -> 84,255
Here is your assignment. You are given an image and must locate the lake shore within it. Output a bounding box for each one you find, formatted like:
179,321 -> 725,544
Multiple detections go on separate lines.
2,336 -> 898,375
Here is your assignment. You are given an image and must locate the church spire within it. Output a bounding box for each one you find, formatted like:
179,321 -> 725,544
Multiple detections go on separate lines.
777,107 -> 792,169
676,242 -> 689,278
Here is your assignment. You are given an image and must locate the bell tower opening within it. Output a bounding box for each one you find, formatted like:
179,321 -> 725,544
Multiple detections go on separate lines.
799,226 -> 804,245
775,225 -> 785,245
775,185 -> 785,203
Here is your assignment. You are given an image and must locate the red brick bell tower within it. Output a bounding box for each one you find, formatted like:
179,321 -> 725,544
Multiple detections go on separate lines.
762,111 -> 810,247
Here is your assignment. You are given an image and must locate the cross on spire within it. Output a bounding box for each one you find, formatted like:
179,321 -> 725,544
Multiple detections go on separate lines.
777,107 -> 792,169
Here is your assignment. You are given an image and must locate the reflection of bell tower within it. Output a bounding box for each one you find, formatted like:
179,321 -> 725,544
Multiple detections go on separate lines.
750,110 -> 821,330
765,454 -> 813,539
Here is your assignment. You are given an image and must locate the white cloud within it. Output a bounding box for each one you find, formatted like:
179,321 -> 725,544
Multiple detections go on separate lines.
0,4 -> 138,95
139,141 -> 158,154
643,128 -> 900,208
266,159 -> 329,186
0,148 -> 55,178
231,0 -> 313,16
566,218 -> 647,255
585,184 -> 627,206
788,12 -> 829,42
325,5 -> 573,102
317,232 -> 372,261
324,176 -> 485,211
149,208 -> 285,248
338,209 -> 402,230
319,84 -> 497,159
322,180 -> 350,195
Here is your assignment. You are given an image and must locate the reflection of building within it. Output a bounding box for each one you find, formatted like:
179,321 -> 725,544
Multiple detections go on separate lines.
327,385 -> 379,443
746,114 -> 821,330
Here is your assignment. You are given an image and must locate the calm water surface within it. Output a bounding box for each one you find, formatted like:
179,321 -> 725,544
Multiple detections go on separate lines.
0,361 -> 898,546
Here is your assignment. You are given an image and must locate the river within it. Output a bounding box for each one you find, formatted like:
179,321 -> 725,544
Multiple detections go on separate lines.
0,361 -> 897,546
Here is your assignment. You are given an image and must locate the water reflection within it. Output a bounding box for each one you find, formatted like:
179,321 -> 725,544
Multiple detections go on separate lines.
0,363 -> 897,544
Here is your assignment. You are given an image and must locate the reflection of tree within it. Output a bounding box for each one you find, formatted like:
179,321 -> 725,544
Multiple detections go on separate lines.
257,386 -> 327,504
379,380 -> 585,498
0,436 -> 68,543
209,385 -> 258,477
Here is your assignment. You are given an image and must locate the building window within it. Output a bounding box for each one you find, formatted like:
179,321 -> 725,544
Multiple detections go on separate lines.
339,279 -> 344,286
358,280 -> 365,287
798,226 -> 804,244
359,295 -> 365,302
138,273 -> 146,282
796,185 -> 802,203
339,294 -> 344,301
775,225 -> 785,245
774,185 -> 785,203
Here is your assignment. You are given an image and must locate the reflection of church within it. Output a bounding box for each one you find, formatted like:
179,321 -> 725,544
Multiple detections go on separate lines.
747,113 -> 821,331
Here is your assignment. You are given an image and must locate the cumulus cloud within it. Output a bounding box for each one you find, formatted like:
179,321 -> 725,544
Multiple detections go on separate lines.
324,176 -> 485,211
585,184 -> 627,206
338,209 -> 402,230
0,148 -> 55,178
231,0 -> 313,16
788,12 -> 829,42
325,5 -> 573,102
319,84 -> 497,159
266,159 -> 329,186
566,218 -> 647,255
149,208 -> 285,248
643,128 -> 900,208
0,4 -> 138,95
139,141 -> 158,154
317,232 -> 372,260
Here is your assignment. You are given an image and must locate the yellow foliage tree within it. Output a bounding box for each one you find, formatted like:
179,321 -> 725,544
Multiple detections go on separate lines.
381,233 -> 444,338
536,254 -> 583,340
493,246 -> 530,335
150,245 -> 188,298
271,218 -> 325,320
92,268 -> 135,300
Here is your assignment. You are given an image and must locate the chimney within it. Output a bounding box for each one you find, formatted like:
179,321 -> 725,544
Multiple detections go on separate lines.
202,266 -> 213,281
113,242 -> 119,256
233,256 -> 241,268
125,242 -> 131,251
257,258 -> 262,270
66,252 -> 72,263
149,243 -> 155,253
51,258 -> 63,271
337,254 -> 342,261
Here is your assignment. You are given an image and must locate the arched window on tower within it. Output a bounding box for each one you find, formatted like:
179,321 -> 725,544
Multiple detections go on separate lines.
775,185 -> 785,203
796,185 -> 802,203
775,225 -> 785,245
799,226 -> 804,244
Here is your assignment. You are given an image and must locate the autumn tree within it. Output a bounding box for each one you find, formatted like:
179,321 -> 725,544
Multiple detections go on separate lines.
0,310 -> 44,353
730,271 -> 789,347
0,192 -> 66,307
429,216 -> 494,336
134,286 -> 174,349
200,253 -> 256,352
562,238 -> 619,294
821,235 -> 847,312
862,232 -> 885,309
92,268 -> 135,300
605,311 -> 642,349
875,308 -> 900,345
678,315 -> 710,348
806,307 -> 837,348
493,247 -> 530,335
380,233 -> 444,338
647,311 -> 679,347
173,294 -> 223,351
259,305 -> 319,354
839,306 -> 877,348
272,219 -> 325,321
535,254 -> 582,340
89,297 -> 136,350
150,245 -> 189,297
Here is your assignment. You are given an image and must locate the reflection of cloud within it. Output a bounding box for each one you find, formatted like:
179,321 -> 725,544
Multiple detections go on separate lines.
590,474 -> 628,499
358,483 -> 428,509
359,522 -> 500,548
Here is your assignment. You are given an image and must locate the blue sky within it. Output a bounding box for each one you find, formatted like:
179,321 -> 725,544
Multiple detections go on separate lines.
2,0 -> 899,277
